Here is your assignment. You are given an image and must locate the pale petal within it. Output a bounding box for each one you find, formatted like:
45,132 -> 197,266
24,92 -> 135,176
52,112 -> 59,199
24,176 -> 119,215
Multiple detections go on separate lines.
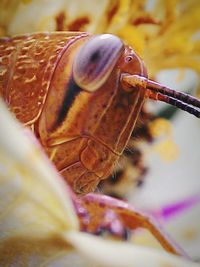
0,99 -> 79,264
66,231 -> 200,267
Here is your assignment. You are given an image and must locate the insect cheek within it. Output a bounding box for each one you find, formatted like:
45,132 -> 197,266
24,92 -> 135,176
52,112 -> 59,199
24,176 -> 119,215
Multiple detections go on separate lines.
73,34 -> 124,92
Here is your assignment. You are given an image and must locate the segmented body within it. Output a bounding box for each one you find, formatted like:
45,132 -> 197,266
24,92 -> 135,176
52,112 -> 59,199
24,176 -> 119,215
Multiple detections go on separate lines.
0,32 -> 88,124
0,32 -> 146,194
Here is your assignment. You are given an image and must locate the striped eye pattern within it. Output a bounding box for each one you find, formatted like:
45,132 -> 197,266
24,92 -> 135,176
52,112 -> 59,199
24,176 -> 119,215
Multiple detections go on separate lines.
73,34 -> 124,92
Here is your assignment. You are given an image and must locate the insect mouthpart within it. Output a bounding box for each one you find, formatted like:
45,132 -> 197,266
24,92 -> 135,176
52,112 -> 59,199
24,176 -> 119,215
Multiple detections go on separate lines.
75,177 -> 100,195
122,74 -> 200,118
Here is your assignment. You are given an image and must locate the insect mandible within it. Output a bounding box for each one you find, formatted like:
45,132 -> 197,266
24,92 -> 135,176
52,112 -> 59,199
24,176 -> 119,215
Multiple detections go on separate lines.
0,31 -> 200,195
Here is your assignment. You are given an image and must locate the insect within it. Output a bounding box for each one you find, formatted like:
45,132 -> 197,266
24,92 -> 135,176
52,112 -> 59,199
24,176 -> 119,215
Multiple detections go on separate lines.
1,32 -> 199,194
0,32 -> 199,258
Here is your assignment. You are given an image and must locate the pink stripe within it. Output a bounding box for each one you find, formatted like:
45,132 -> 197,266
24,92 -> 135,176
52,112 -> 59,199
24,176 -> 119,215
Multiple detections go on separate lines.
150,193 -> 200,221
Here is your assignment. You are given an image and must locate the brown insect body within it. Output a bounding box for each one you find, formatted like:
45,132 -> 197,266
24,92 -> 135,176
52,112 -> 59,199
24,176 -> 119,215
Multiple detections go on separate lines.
2,32 -> 199,258
0,32 -> 147,194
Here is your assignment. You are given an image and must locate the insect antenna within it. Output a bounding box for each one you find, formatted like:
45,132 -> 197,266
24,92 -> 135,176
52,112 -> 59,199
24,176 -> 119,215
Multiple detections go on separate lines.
146,79 -> 200,109
122,74 -> 200,118
145,89 -> 200,118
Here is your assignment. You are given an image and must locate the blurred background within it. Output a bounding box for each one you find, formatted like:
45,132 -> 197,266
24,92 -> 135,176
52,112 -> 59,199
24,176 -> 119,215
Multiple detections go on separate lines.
0,0 -> 200,260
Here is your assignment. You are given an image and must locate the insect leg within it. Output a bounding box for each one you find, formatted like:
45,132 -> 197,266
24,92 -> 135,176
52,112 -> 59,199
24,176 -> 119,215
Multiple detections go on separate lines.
79,193 -> 189,258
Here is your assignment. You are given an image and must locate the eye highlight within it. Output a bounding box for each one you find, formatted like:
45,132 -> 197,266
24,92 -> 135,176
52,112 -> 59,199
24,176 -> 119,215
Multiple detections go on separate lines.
73,34 -> 124,92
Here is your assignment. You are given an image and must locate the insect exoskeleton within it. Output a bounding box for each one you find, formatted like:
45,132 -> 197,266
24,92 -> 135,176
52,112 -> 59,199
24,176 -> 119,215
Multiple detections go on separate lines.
0,32 -> 148,194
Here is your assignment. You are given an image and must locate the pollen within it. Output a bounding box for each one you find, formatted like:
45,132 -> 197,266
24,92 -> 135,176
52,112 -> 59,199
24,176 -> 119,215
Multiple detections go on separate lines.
153,138 -> 179,162
148,118 -> 172,138
148,118 -> 179,162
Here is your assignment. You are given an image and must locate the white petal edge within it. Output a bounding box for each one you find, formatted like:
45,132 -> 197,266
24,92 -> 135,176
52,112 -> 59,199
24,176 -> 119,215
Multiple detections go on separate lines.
65,231 -> 200,267
0,99 -> 78,230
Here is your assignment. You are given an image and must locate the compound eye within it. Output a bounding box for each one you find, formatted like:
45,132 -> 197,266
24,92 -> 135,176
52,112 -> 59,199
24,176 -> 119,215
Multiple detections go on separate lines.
73,34 -> 124,92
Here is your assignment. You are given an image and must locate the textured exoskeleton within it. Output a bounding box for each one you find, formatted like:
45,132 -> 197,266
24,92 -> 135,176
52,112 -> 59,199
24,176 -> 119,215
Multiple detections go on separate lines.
0,32 -> 148,194
1,32 -> 200,195
1,31 -> 200,258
